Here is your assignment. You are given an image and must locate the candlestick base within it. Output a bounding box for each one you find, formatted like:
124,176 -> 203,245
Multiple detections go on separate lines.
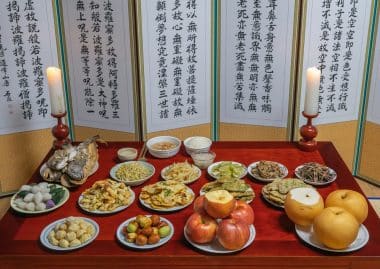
51,112 -> 70,149
298,111 -> 318,152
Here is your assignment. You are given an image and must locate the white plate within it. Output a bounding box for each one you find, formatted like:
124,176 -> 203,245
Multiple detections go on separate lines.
161,163 -> 201,184
294,164 -> 337,186
200,184 -> 255,204
78,188 -> 135,215
184,224 -> 256,254
40,162 -> 99,181
10,184 -> 70,214
116,216 -> 174,249
207,161 -> 247,180
248,161 -> 288,182
40,217 -> 99,251
295,224 -> 369,252
139,187 -> 195,212
110,161 -> 155,186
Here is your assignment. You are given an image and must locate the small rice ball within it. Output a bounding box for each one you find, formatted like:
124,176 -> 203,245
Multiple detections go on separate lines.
20,185 -> 32,192
76,229 -> 85,238
56,230 -> 66,240
66,231 -> 77,242
34,192 -> 43,204
68,223 -> 80,232
25,202 -> 35,211
23,193 -> 34,203
38,182 -> 49,189
80,233 -> 92,243
58,239 -> 69,248
69,239 -> 81,247
42,193 -> 52,202
59,223 -> 67,231
31,185 -> 41,194
35,202 -> 46,211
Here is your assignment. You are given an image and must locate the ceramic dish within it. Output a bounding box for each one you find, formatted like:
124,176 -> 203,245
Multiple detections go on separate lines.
295,224 -> 369,252
139,187 -> 195,212
110,161 -> 155,186
207,161 -> 247,180
248,161 -> 288,182
184,224 -> 256,254
160,163 -> 201,184
10,184 -> 70,214
40,217 -> 99,251
78,188 -> 135,215
294,163 -> 337,186
116,216 -> 174,249
146,136 -> 181,159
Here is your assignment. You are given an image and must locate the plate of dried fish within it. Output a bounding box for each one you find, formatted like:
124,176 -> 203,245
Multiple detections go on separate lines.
261,178 -> 312,208
40,136 -> 101,188
248,161 -> 288,182
295,162 -> 337,186
78,179 -> 135,214
161,161 -> 201,184
110,161 -> 155,186
208,161 -> 247,180
200,176 -> 255,203
139,180 -> 195,212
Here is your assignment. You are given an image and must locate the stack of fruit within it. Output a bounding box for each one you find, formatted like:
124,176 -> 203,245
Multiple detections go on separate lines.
121,215 -> 171,246
284,188 -> 368,250
185,190 -> 254,250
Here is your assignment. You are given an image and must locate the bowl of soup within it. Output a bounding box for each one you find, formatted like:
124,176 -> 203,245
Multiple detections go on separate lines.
146,136 -> 181,158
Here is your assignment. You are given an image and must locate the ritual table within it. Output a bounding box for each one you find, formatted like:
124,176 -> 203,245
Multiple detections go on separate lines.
0,142 -> 379,269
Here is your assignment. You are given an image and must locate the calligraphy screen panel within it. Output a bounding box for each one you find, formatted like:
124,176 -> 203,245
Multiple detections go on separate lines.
0,0 -> 58,135
61,0 -> 139,141
138,0 -> 213,140
218,0 -> 298,141
296,0 -> 373,169
357,14 -> 380,186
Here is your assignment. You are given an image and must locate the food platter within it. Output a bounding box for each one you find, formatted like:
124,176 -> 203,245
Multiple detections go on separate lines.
139,187 -> 195,212
10,183 -> 70,214
207,161 -> 247,180
116,216 -> 174,249
40,217 -> 99,251
161,162 -> 201,184
78,189 -> 135,215
295,224 -> 369,253
294,163 -> 337,186
184,224 -> 256,254
110,161 -> 155,186
248,161 -> 288,182
200,182 -> 255,204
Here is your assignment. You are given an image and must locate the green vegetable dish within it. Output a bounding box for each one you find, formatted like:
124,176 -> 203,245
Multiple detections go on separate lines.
210,161 -> 247,179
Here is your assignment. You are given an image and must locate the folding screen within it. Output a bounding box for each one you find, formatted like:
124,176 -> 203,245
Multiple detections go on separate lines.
356,5 -> 380,186
295,0 -> 374,168
60,0 -> 139,141
218,0 -> 299,141
136,0 -> 213,140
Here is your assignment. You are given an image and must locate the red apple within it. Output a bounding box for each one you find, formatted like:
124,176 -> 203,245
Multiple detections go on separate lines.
325,189 -> 368,223
229,200 -> 254,225
193,195 -> 207,215
217,218 -> 250,250
204,190 -> 236,219
185,212 -> 218,244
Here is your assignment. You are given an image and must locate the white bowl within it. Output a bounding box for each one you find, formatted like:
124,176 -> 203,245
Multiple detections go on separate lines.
117,147 -> 138,161
146,136 -> 181,159
183,136 -> 212,155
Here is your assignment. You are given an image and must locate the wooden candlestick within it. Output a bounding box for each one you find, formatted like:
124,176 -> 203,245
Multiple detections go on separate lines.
298,111 -> 318,152
51,112 -> 70,149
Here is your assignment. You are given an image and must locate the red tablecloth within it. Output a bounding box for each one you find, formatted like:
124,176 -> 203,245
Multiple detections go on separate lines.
1,142 -> 379,269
